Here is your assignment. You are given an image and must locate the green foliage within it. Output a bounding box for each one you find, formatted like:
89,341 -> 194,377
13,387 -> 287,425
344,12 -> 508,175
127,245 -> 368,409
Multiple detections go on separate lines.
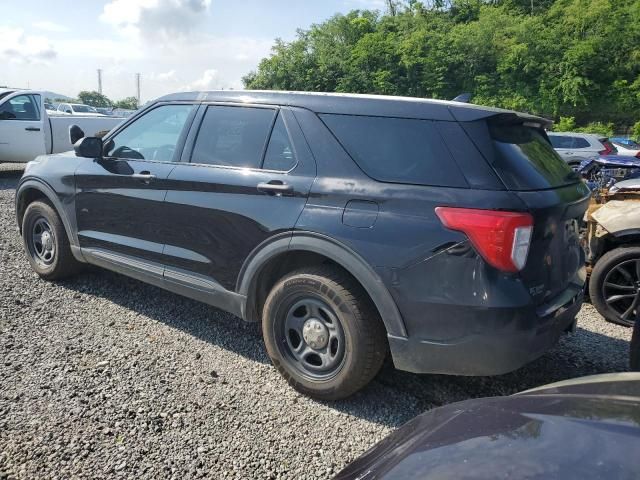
78,91 -> 112,107
113,97 -> 138,110
244,0 -> 640,129
575,121 -> 615,137
633,121 -> 640,141
553,116 -> 577,132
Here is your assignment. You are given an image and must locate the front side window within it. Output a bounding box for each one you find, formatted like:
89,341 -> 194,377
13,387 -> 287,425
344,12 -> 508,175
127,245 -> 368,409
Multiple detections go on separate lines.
191,105 -> 275,168
0,94 -> 40,121
105,104 -> 195,162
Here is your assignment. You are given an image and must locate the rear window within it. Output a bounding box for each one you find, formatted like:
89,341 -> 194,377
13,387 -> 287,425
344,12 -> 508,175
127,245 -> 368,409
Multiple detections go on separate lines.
489,123 -> 580,191
320,114 -> 467,187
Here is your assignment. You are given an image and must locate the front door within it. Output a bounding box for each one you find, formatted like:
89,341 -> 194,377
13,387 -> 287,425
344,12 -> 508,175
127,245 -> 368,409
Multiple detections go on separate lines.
162,105 -> 315,295
0,93 -> 46,163
75,103 -> 197,279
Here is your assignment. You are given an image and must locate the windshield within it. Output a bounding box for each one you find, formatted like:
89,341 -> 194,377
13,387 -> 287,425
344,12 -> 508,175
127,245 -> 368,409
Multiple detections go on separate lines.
489,122 -> 580,191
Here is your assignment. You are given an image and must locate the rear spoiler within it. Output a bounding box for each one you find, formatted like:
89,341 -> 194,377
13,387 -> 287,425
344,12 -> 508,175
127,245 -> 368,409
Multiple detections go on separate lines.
448,105 -> 552,129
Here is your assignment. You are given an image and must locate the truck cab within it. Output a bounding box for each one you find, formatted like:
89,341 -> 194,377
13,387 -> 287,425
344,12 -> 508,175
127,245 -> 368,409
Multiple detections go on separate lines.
0,90 -> 47,163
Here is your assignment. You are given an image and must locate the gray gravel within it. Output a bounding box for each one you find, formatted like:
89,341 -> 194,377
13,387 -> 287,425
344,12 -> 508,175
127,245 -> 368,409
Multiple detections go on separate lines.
0,163 -> 633,480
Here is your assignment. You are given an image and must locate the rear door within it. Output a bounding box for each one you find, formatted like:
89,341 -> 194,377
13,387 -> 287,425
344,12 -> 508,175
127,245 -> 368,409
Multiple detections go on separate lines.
548,134 -> 576,162
75,103 -> 197,275
162,104 -> 315,294
478,119 -> 591,306
0,93 -> 46,163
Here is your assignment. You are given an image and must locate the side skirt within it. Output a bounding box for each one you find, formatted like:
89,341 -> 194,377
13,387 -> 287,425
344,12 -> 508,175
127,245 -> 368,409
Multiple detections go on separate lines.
82,248 -> 246,319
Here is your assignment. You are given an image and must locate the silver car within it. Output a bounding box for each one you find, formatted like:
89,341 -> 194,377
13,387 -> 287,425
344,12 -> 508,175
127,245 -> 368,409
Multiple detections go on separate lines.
548,132 -> 616,166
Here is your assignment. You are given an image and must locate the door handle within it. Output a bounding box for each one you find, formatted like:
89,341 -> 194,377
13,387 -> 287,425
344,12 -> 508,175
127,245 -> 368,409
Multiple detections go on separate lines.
132,172 -> 157,184
257,181 -> 293,196
25,127 -> 41,132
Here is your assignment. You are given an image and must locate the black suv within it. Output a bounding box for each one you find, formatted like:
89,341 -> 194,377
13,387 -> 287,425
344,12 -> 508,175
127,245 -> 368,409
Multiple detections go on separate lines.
15,91 -> 590,400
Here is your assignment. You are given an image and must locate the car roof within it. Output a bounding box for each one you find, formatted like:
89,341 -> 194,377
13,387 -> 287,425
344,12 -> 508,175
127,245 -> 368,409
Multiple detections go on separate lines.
156,90 -> 551,125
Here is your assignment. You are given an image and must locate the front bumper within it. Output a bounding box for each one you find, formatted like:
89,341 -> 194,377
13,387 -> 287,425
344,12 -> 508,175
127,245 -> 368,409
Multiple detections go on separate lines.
388,284 -> 583,376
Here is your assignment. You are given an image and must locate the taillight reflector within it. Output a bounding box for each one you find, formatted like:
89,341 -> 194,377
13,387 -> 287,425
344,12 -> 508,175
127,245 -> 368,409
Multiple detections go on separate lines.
435,207 -> 533,273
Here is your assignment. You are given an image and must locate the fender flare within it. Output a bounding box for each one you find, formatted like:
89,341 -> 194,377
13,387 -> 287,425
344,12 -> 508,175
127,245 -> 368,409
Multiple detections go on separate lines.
15,178 -> 85,261
237,231 -> 407,338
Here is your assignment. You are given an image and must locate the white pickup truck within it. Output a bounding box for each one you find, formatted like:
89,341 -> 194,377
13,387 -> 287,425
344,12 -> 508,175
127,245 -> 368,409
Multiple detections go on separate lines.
0,89 -> 124,163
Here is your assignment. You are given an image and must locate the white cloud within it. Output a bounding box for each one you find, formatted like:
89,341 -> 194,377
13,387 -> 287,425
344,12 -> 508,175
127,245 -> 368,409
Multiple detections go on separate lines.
0,27 -> 57,64
100,0 -> 211,42
152,70 -> 177,81
180,69 -> 219,91
32,21 -> 69,33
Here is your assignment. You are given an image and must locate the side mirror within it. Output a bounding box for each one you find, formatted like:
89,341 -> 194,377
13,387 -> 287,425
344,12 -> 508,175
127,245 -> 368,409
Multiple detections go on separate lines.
65,109 -> 72,114
74,137 -> 103,158
69,124 -> 85,145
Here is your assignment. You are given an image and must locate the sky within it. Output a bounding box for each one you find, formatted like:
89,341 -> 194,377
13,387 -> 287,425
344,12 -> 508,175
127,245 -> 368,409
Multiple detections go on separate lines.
1,0 -> 386,102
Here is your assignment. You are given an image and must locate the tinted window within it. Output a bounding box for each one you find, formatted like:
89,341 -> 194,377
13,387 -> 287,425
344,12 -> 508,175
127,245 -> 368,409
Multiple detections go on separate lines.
191,106 -> 275,168
105,104 -> 194,162
72,105 -> 92,113
489,123 -> 579,191
573,137 -> 590,148
263,113 -> 296,171
0,94 -> 40,121
548,135 -> 574,148
321,114 -> 466,187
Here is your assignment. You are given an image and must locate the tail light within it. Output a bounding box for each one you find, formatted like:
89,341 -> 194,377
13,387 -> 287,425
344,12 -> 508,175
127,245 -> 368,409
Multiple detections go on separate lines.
435,207 -> 533,273
636,152 -> 640,159
599,141 -> 616,155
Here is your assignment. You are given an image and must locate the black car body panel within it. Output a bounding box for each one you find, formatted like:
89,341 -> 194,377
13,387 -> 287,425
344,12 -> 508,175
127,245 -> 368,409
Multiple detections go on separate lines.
335,373 -> 640,480
15,90 -> 587,377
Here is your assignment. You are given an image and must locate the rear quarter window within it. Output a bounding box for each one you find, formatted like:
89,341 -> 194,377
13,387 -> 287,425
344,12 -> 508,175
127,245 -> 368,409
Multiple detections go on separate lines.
573,137 -> 590,148
488,122 -> 579,191
320,114 -> 467,188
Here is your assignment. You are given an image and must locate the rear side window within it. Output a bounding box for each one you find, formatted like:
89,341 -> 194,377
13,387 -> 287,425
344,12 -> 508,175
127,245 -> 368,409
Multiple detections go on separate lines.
320,114 -> 467,187
263,113 -> 296,171
549,135 -> 574,148
191,106 -> 275,168
489,122 -> 579,191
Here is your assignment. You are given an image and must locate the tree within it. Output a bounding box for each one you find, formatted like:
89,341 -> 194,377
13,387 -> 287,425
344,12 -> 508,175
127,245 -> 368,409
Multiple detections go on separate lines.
243,0 -> 640,130
77,91 -> 112,107
113,97 -> 138,110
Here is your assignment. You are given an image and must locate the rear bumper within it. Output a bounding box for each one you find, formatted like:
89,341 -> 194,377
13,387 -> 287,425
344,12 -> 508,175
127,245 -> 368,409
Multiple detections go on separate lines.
389,284 -> 583,376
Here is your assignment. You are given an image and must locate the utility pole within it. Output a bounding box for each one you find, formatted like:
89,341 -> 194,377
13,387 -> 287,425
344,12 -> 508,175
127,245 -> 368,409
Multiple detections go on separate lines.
531,0 -> 534,15
97,69 -> 103,94
135,73 -> 141,107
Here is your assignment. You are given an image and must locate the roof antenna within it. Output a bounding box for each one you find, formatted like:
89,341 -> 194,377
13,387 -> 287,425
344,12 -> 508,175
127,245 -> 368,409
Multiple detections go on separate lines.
452,93 -> 472,103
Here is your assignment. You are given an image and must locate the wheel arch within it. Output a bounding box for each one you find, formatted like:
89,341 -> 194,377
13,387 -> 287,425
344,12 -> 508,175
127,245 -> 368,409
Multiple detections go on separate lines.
237,232 -> 407,338
15,179 -> 84,262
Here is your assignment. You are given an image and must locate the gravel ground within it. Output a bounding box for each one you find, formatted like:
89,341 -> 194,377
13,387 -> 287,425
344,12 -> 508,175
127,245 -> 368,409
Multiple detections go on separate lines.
0,163 -> 633,480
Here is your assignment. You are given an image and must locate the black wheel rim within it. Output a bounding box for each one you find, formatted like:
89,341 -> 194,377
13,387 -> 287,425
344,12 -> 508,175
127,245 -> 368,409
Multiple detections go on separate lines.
28,216 -> 56,267
276,296 -> 346,380
602,258 -> 640,325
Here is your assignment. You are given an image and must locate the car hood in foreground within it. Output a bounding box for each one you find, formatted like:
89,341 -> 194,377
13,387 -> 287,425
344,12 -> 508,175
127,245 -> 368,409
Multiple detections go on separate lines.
335,373 -> 640,480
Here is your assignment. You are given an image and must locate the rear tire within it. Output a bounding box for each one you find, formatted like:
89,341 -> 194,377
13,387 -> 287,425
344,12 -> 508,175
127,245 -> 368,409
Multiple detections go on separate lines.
589,247 -> 640,327
262,266 -> 387,400
22,201 -> 82,280
631,320 -> 640,371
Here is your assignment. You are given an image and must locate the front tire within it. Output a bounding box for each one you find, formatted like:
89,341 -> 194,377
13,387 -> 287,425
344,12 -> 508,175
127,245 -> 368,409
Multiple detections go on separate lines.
22,201 -> 82,280
589,246 -> 640,327
262,266 -> 387,400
